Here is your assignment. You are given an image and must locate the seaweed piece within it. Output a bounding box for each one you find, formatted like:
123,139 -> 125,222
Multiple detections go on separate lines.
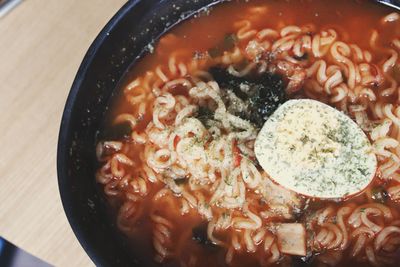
196,106 -> 214,126
209,66 -> 249,99
291,253 -> 315,267
210,66 -> 286,127
174,177 -> 188,185
192,223 -> 218,251
207,33 -> 238,59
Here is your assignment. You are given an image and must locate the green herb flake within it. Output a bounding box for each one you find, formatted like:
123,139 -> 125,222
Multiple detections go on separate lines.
300,134 -> 310,144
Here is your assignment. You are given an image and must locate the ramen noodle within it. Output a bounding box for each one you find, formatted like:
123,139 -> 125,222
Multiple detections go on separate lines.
95,0 -> 400,266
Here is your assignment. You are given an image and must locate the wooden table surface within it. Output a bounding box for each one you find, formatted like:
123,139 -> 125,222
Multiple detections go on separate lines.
0,1 -> 127,266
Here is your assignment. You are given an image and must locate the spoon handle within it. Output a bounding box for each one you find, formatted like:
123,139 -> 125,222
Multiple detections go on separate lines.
0,0 -> 22,19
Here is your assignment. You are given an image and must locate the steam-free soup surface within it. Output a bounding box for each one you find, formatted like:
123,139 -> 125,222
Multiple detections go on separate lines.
96,0 -> 400,266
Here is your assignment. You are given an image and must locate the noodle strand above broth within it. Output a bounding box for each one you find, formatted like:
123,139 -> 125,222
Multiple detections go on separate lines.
95,1 -> 400,266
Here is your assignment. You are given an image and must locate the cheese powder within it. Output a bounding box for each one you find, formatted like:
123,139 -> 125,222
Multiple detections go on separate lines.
255,99 -> 377,199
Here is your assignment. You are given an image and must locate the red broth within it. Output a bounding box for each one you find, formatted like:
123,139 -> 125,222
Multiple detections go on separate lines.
97,1 -> 400,266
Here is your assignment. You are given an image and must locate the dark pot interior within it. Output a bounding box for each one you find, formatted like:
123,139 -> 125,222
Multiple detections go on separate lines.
57,1 -> 226,266
57,0 -> 400,267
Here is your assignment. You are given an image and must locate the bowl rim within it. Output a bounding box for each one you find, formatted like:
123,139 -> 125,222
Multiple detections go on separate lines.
56,1 -> 140,265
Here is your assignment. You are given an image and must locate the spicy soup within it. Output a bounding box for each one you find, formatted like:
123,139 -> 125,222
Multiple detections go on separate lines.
95,1 -> 400,266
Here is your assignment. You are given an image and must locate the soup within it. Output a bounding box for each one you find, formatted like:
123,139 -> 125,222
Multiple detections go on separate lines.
95,0 -> 400,266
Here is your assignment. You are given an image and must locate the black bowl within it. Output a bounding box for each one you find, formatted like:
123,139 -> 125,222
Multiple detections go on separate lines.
57,0 -> 400,266
57,1 -> 226,266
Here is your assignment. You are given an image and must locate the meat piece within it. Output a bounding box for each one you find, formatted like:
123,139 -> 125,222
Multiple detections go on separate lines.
262,175 -> 302,207
276,223 -> 307,256
269,60 -> 306,94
